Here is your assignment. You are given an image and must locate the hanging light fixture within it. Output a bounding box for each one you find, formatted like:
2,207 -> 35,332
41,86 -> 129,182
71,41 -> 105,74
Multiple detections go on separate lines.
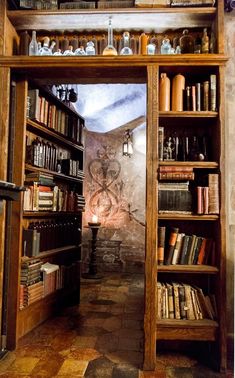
122,129 -> 133,157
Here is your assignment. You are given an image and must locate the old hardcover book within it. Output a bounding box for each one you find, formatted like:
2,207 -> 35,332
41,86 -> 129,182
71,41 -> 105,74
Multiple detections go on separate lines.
172,282 -> 181,319
157,282 -> 163,319
194,285 -> 213,319
192,236 -> 204,264
178,285 -> 187,319
157,226 -> 166,265
184,284 -> 195,320
164,227 -> 179,265
208,173 -> 219,214
28,89 -> 40,121
187,234 -> 197,264
172,233 -> 185,265
197,237 -> 207,264
158,127 -> 164,161
210,74 -> 217,112
196,82 -> 201,111
203,81 -> 209,111
167,283 -> 175,319
179,234 -> 190,264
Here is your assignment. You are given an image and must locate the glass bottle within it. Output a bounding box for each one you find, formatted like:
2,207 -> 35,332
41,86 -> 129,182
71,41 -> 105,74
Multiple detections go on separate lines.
102,18 -> 117,56
39,37 -> 52,55
74,46 -> 86,55
160,37 -> 171,54
86,41 -> 96,55
194,34 -> 202,54
120,32 -> 133,55
201,28 -> 209,53
53,48 -> 62,56
63,45 -> 74,56
29,30 -> 38,56
179,29 -> 194,54
147,43 -> 156,55
209,31 -> 216,53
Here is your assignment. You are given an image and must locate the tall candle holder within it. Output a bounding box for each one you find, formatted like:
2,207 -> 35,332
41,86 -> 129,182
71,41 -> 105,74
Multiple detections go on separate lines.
83,216 -> 103,280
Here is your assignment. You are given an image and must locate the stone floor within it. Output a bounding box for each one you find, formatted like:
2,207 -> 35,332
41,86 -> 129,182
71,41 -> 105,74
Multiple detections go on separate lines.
0,273 -> 233,377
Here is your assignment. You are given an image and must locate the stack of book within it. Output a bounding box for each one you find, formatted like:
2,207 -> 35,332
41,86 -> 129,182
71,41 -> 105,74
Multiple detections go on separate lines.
157,226 -> 215,265
159,166 -> 195,181
19,258 -> 43,309
41,262 -> 60,297
23,183 -> 58,212
157,281 -> 217,321
196,173 -> 219,215
158,181 -> 192,213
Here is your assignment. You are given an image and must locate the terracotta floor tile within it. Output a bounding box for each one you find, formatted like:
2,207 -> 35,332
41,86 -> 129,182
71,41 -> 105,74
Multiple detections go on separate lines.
69,347 -> 102,361
6,356 -> 40,375
72,335 -> 97,349
56,359 -> 88,376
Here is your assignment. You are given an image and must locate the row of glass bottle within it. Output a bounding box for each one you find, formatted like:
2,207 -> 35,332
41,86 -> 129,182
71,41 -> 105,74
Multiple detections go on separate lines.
27,18 -> 215,56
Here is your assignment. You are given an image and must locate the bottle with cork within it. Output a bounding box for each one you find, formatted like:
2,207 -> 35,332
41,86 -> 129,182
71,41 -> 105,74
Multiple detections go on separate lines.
171,73 -> 185,111
159,73 -> 170,111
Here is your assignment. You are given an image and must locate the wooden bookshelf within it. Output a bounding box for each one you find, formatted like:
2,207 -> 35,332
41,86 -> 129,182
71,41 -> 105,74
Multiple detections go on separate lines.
25,163 -> 84,183
0,0 -> 227,373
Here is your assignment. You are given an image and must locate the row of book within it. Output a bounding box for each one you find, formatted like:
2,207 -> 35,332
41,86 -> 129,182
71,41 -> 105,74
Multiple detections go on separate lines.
157,281 -> 217,321
158,129 -> 209,162
157,226 -> 215,265
26,138 -> 84,178
23,182 -> 85,212
23,218 -> 82,256
158,173 -> 219,215
19,259 -> 80,309
28,89 -> 84,145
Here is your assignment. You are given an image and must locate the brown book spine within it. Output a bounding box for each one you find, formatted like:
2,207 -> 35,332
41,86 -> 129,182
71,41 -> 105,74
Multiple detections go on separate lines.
210,74 -> 216,112
197,186 -> 203,214
191,85 -> 196,111
164,227 -> 179,265
157,226 -> 166,265
178,285 -> 187,319
159,172 -> 194,180
167,284 -> 175,319
158,127 -> 164,161
159,166 -> 193,173
203,81 -> 209,111
196,82 -> 201,111
208,173 -> 219,214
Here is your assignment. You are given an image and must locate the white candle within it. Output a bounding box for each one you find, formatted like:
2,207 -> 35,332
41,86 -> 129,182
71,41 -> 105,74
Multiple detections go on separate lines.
92,215 -> 98,223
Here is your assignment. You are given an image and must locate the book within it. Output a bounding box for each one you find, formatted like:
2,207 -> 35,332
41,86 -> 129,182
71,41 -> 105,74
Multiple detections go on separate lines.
172,282 -> 181,319
210,74 -> 216,112
187,234 -> 197,264
178,285 -> 187,319
208,173 -> 219,214
179,235 -> 190,264
23,229 -> 40,257
164,227 -> 179,265
172,233 -> 185,265
157,226 -> 166,265
203,81 -> 209,111
166,283 -> 174,319
184,284 -> 195,320
196,82 -> 201,111
192,236 -> 204,264
158,127 -> 164,161
28,89 -> 40,121
171,0 -> 215,6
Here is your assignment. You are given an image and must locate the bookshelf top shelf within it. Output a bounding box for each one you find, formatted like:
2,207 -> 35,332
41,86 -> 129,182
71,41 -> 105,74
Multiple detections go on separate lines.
158,264 -> 218,274
7,7 -> 216,32
159,111 -> 218,118
158,161 -> 219,168
158,213 -> 219,220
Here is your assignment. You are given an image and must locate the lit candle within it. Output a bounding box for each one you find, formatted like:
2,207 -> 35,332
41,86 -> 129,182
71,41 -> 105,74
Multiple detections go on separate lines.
92,215 -> 98,224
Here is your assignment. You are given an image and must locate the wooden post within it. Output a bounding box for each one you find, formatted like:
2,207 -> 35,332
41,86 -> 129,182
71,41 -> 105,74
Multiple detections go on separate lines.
143,64 -> 158,371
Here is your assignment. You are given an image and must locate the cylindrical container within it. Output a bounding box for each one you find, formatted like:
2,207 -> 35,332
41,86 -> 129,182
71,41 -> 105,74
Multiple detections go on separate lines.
171,73 -> 185,111
139,33 -> 148,55
159,73 -> 170,111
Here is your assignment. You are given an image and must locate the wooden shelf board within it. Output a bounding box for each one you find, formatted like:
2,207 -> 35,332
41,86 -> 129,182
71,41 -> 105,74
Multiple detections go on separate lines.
158,161 -> 219,168
27,119 -> 84,152
7,8 -> 216,32
21,245 -> 80,259
23,210 -> 84,217
159,111 -> 218,118
0,55 -> 228,84
158,264 -> 218,274
25,163 -> 84,183
158,213 -> 219,220
156,319 -> 218,341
